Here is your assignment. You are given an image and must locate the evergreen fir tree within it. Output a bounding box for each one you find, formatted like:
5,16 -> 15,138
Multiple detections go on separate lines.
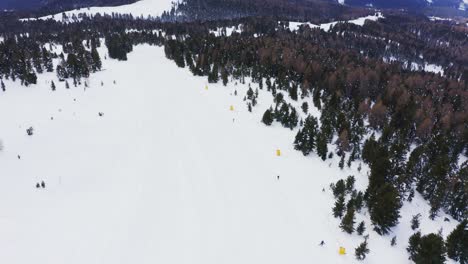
355,239 -> 370,260
339,155 -> 345,170
368,183 -> 401,235
262,108 -> 274,126
331,179 -> 346,198
91,46 -> 102,72
356,221 -> 366,235
354,191 -> 364,212
221,67 -> 228,86
340,206 -> 355,234
294,115 -> 318,155
301,102 -> 308,114
446,220 -> 467,263
316,131 -> 328,161
246,88 -> 253,100
411,214 -> 421,230
333,196 -> 345,218
345,175 -> 355,193
407,232 -> 446,264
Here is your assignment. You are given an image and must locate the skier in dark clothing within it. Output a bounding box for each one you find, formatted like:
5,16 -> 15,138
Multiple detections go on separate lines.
319,240 -> 325,246
36,183 -> 40,188
41,181 -> 45,188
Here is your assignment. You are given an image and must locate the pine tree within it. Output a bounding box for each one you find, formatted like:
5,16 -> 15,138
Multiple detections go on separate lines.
407,232 -> 446,264
262,108 -> 274,125
333,196 -> 345,218
340,206 -> 355,234
354,191 -> 364,212
356,221 -> 366,235
247,87 -> 254,100
368,183 -> 401,235
1,80 -> 5,92
345,175 -> 355,193
221,67 -> 228,86
331,179 -> 346,198
355,240 -> 370,260
65,81 -> 70,89
91,46 -> 102,72
294,115 -> 318,155
411,214 -> 421,230
339,154 -> 345,170
316,131 -> 328,161
446,220 -> 467,263
301,102 -> 308,114
289,84 -> 298,101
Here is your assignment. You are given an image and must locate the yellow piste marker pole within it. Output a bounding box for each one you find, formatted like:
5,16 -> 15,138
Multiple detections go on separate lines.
339,247 -> 346,255
205,85 -> 208,90
276,149 -> 281,156
230,105 -> 234,111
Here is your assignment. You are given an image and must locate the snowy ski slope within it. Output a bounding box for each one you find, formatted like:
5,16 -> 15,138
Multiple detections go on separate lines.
0,42 -> 459,264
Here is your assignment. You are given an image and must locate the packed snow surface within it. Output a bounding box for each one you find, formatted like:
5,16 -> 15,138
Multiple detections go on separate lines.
0,44 -> 458,264
22,0 -> 175,21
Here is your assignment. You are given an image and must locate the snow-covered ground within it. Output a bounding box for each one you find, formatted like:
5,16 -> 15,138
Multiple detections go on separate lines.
22,0 -> 176,21
0,43 -> 459,264
288,13 -> 384,32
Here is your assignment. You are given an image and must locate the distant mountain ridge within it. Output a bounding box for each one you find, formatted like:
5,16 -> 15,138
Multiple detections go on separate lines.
343,0 -> 466,10
0,0 -> 138,11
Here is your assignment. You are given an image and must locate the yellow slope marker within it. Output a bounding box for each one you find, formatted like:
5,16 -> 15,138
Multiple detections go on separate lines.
339,247 -> 346,255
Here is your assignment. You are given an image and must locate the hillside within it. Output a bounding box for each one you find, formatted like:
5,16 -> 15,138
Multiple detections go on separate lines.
0,1 -> 467,264
0,39 -> 461,264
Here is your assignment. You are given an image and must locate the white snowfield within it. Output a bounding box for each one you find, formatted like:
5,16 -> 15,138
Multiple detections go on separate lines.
22,0 -> 176,21
288,13 -> 384,32
0,43 -> 459,264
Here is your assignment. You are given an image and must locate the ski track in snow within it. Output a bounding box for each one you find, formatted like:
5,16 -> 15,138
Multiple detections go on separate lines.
0,43 -> 459,264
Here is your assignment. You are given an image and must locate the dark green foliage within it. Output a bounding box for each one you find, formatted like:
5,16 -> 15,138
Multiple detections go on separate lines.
407,232 -> 446,264
262,107 -> 274,126
355,240 -> 370,260
354,191 -> 364,212
331,179 -> 346,198
411,214 -> 421,230
106,33 -> 133,61
339,155 -> 345,170
345,175 -> 355,193
294,115 -> 318,155
340,206 -> 355,234
446,220 -> 467,264
356,221 -> 366,235
90,46 -> 102,72
333,195 -> 345,218
301,102 -> 308,114
316,131 -> 328,161
368,183 -> 401,235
